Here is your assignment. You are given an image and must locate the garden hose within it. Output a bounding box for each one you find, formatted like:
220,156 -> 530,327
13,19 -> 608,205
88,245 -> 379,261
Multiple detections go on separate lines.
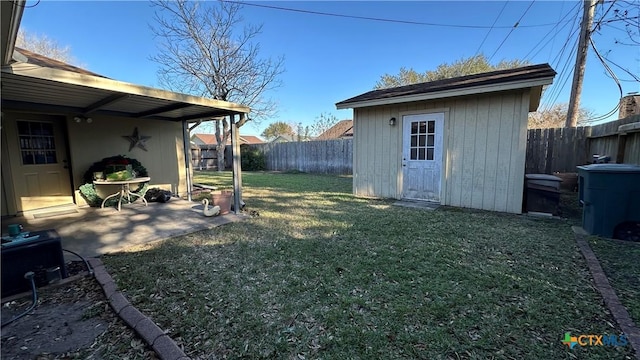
1,272 -> 38,328
63,248 -> 94,276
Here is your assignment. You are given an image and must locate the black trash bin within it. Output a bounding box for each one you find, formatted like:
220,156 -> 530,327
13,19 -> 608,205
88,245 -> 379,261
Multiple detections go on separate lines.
524,174 -> 562,215
576,164 -> 640,238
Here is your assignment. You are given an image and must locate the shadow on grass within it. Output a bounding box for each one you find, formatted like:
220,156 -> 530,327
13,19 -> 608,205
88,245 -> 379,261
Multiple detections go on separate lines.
102,178 -> 634,359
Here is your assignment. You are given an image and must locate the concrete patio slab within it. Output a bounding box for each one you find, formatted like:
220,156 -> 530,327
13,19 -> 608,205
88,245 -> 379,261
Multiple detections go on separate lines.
2,199 -> 248,257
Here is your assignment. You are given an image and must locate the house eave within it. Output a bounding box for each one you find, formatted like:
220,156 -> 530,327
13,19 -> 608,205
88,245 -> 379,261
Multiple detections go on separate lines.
1,62 -> 251,115
1,0 -> 25,66
336,77 -> 554,110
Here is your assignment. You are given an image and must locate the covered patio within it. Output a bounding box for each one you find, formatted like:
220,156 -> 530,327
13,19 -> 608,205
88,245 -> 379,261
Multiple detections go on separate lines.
2,200 -> 247,258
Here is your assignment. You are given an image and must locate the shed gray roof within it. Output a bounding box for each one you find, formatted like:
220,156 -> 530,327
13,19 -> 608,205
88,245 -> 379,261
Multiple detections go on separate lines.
336,64 -> 556,109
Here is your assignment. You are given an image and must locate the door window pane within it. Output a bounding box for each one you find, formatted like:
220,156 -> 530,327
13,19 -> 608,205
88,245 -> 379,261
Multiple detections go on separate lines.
427,148 -> 434,160
419,121 -> 427,134
408,119 -> 437,162
17,121 -> 57,165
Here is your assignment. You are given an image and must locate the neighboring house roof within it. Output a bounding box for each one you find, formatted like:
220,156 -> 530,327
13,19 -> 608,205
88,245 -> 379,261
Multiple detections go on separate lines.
192,134 -> 221,145
316,120 -> 353,140
192,133 -> 264,146
270,134 -> 295,142
336,64 -> 556,112
241,135 -> 265,144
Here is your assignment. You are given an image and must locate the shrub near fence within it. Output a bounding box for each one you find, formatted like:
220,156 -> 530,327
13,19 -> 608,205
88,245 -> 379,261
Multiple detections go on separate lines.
248,139 -> 353,175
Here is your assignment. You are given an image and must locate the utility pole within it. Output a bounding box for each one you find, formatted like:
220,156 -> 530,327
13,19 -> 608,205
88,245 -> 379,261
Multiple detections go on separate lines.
566,0 -> 597,127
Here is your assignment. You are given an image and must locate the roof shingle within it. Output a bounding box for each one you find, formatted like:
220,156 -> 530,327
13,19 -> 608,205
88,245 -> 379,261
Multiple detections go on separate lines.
316,120 -> 353,140
336,64 -> 556,107
14,47 -> 108,78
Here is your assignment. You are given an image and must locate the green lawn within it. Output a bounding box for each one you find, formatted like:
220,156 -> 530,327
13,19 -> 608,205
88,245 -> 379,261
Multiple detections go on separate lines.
589,237 -> 640,328
103,172 -> 635,359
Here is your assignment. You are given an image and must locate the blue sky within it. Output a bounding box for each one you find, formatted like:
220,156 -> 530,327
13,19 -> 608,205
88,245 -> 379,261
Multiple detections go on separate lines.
18,1 -> 640,136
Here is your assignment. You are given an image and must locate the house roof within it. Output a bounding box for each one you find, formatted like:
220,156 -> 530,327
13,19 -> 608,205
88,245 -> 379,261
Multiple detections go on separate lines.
271,134 -> 295,142
336,64 -> 556,112
193,133 -> 221,145
316,120 -> 353,140
1,48 -> 250,122
241,135 -> 264,144
193,133 -> 264,146
14,47 -> 107,77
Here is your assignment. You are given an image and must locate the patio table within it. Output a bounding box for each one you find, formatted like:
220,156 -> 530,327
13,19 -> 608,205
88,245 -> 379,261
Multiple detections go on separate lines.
93,177 -> 150,211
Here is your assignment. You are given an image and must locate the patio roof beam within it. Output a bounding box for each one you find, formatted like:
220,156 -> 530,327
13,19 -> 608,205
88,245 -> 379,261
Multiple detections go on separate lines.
134,102 -> 193,118
82,93 -> 130,115
1,99 -> 176,122
177,110 -> 241,122
2,99 -> 88,115
188,120 -> 203,132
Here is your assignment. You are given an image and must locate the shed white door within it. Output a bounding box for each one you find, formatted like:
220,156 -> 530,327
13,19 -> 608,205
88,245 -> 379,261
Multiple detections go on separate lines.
402,113 -> 444,201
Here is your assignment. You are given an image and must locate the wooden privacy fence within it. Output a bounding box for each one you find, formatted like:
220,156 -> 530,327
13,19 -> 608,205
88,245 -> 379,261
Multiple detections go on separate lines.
525,115 -> 640,174
191,145 -> 235,170
525,127 -> 590,173
191,116 -> 638,175
248,139 -> 353,175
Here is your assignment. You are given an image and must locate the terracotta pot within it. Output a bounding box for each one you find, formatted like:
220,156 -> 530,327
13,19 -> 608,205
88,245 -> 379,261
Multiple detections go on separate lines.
211,192 -> 232,215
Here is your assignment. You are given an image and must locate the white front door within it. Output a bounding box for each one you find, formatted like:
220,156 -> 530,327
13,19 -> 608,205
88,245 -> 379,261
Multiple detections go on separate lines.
402,113 -> 444,201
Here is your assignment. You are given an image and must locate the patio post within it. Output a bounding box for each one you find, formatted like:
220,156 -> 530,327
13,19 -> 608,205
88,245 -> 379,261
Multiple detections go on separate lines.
182,120 -> 193,201
231,113 -> 244,214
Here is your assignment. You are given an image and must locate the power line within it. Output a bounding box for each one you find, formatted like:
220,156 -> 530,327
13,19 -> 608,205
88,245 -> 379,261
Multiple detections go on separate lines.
549,18 -> 581,68
226,0 -> 570,29
547,0 -> 567,62
591,0 -> 618,32
488,1 -> 536,62
581,37 -> 624,122
540,11 -> 581,111
474,2 -> 508,56
542,44 -> 578,111
601,53 -> 640,82
524,2 -> 580,61
540,18 -> 580,110
540,22 -> 580,111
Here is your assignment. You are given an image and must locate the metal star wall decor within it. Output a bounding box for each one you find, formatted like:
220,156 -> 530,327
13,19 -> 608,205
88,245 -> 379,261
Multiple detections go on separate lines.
123,127 -> 151,151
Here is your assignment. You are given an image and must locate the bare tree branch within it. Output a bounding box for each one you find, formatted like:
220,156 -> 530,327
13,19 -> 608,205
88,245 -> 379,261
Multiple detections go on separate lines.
151,0 -> 284,170
15,29 -> 77,64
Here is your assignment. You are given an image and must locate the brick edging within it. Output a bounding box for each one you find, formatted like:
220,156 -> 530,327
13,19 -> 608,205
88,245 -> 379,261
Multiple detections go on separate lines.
572,226 -> 640,359
87,258 -> 190,360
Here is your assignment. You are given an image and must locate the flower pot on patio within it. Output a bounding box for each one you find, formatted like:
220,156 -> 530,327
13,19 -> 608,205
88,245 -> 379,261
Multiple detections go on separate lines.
212,192 -> 232,215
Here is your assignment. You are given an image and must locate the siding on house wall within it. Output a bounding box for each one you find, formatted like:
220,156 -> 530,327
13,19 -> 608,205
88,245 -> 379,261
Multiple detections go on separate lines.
67,115 -> 187,203
353,90 -> 530,214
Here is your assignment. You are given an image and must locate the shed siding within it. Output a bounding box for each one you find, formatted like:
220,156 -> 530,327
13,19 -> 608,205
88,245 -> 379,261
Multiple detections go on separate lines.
353,90 -> 529,213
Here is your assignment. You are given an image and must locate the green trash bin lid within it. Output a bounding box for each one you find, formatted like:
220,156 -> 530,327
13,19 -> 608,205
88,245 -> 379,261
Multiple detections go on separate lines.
576,164 -> 640,173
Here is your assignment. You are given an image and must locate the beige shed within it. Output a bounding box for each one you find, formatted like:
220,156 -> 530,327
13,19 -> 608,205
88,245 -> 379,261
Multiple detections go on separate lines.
336,64 -> 556,214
